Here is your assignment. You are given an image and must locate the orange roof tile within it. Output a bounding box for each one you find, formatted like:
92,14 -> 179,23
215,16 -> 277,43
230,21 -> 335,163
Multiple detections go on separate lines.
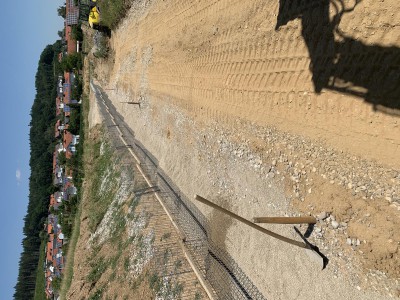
46,242 -> 53,262
53,151 -> 57,174
65,25 -> 76,54
47,223 -> 53,234
64,72 -> 70,84
56,97 -> 61,116
63,130 -> 74,158
55,120 -> 61,138
53,247 -> 58,257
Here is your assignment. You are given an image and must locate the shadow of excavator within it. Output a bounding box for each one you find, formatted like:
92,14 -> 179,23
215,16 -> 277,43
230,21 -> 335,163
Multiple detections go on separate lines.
275,0 -> 400,116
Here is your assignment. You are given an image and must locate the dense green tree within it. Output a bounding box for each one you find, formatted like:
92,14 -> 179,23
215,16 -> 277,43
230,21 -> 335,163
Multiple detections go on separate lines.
52,277 -> 61,292
68,107 -> 81,135
57,5 -> 66,18
14,42 -> 59,300
60,53 -> 83,72
59,151 -> 67,166
58,29 -> 65,39
71,25 -> 83,42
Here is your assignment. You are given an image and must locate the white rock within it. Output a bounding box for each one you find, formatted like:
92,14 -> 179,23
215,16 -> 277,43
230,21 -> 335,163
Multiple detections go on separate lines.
317,212 -> 328,220
332,220 -> 339,229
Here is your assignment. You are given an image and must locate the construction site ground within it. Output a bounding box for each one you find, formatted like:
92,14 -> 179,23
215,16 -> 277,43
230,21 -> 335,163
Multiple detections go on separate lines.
73,0 -> 400,299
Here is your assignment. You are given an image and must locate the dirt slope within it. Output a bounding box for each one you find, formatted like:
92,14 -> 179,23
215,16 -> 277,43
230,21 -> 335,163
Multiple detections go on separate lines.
93,0 -> 399,299
65,109 -> 207,299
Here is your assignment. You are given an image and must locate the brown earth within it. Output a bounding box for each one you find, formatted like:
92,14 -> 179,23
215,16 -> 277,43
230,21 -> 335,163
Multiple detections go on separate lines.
65,120 -> 207,300
90,0 -> 399,299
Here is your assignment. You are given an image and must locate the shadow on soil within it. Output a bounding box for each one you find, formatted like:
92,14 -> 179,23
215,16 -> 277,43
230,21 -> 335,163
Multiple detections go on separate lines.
208,196 -> 234,247
294,226 -> 329,269
276,0 -> 400,116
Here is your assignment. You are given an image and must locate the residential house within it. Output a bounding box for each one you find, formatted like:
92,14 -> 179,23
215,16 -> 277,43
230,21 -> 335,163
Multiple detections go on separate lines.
65,165 -> 73,179
63,71 -> 76,106
52,150 -> 57,175
63,130 -> 79,158
56,96 -> 62,117
66,0 -> 79,26
47,223 -> 53,235
53,143 -> 64,176
57,76 -> 63,97
46,236 -> 54,263
65,25 -> 76,55
63,82 -> 71,106
49,194 -> 60,211
64,104 -> 71,117
65,0 -> 79,54
53,165 -> 63,186
63,178 -> 77,201
54,191 -> 64,203
45,275 -> 53,299
55,120 -> 65,138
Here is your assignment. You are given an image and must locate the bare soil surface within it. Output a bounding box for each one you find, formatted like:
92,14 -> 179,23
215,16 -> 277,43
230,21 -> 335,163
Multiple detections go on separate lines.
66,123 -> 206,300
92,0 -> 399,299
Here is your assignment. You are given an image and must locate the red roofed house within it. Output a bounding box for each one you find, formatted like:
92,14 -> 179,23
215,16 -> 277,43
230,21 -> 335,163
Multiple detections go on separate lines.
53,143 -> 64,175
47,223 -> 53,235
55,120 -> 65,138
55,120 -> 61,138
63,130 -> 79,158
56,96 -> 62,116
46,237 -> 54,263
63,71 -> 76,107
52,150 -> 57,175
65,25 -> 77,55
65,0 -> 79,54
49,194 -> 56,209
45,278 -> 53,299
63,71 -> 71,105
63,178 -> 77,201
49,194 -> 60,211
65,165 -> 74,179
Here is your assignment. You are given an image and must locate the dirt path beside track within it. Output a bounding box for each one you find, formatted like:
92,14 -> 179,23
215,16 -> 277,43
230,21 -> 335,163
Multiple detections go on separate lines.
93,0 -> 400,298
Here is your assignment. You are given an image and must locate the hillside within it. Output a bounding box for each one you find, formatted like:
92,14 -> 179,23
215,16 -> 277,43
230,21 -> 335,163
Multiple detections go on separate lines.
89,0 -> 399,299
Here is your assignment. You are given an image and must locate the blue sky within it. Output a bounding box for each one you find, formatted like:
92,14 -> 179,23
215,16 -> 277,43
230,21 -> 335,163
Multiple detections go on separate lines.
0,1 -> 63,298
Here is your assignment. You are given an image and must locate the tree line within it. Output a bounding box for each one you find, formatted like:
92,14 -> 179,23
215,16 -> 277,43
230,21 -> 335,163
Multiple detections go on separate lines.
13,41 -> 61,300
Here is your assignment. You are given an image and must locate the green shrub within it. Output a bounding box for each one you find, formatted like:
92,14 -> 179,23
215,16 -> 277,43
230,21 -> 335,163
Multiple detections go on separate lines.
61,53 -> 83,72
98,0 -> 131,29
71,25 -> 84,42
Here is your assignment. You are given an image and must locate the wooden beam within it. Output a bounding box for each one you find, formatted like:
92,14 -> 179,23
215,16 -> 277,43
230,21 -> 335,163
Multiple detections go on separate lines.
120,101 -> 140,105
253,216 -> 317,224
194,195 -> 308,249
